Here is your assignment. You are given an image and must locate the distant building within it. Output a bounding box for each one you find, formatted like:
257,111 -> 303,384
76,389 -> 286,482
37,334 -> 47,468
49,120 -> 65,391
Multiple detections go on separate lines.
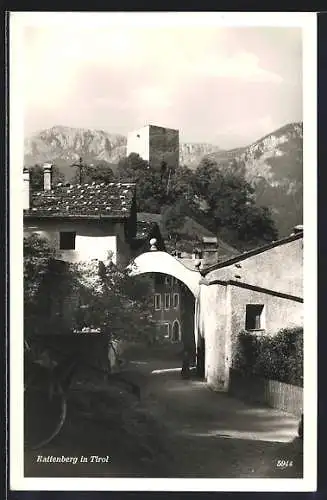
137,212 -> 240,266
127,124 -> 179,171
151,274 -> 183,342
23,165 -> 137,268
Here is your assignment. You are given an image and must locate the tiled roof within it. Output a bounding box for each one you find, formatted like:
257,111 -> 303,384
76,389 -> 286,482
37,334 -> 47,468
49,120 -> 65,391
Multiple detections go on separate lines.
25,182 -> 135,218
137,212 -> 216,239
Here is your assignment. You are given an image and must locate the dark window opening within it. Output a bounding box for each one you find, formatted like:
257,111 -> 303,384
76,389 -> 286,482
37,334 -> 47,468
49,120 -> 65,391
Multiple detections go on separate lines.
154,294 -> 161,310
60,231 -> 76,250
245,304 -> 265,331
172,321 -> 180,342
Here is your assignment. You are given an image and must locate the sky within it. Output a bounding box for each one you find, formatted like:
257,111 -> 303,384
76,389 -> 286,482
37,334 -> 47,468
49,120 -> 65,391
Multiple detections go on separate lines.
22,19 -> 303,149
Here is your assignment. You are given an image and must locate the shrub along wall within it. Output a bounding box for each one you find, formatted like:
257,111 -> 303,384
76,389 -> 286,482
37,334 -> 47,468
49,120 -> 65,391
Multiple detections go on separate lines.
233,327 -> 303,387
231,327 -> 303,415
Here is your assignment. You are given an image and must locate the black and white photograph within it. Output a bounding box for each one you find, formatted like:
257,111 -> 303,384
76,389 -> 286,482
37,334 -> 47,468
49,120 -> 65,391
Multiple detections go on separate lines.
10,11 -> 317,491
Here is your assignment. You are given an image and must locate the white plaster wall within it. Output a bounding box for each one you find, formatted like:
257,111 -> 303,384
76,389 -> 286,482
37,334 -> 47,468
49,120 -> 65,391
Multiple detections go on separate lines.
127,126 -> 150,161
230,285 -> 303,339
198,283 -> 228,390
207,238 -> 303,299
24,219 -> 125,264
23,176 -> 30,210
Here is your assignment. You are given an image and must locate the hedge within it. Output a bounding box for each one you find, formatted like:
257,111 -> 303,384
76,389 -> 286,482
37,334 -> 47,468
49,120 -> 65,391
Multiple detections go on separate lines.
233,327 -> 303,387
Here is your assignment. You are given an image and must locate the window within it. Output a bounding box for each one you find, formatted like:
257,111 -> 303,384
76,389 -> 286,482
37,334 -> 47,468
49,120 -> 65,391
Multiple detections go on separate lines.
60,231 -> 76,250
164,276 -> 171,286
245,304 -> 265,331
156,322 -> 170,339
173,293 -> 179,308
154,294 -> 161,310
165,293 -> 170,310
172,320 -> 181,342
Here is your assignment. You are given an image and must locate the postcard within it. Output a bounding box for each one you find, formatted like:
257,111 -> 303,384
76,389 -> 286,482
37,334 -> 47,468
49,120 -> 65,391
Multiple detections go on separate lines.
9,11 -> 317,492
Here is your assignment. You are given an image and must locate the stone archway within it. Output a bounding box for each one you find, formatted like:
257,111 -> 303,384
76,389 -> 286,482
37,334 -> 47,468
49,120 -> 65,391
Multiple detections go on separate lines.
127,244 -> 202,372
127,249 -> 201,297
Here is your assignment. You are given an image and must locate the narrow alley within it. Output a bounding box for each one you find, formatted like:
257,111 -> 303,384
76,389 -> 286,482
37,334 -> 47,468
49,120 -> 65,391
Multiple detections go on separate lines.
25,345 -> 302,479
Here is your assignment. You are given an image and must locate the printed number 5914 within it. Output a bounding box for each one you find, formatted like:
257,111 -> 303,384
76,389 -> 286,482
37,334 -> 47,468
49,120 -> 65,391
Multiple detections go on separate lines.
276,460 -> 293,468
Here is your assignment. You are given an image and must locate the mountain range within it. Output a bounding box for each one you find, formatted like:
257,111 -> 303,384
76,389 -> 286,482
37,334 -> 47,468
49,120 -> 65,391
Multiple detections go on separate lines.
24,122 -> 303,238
24,125 -> 221,169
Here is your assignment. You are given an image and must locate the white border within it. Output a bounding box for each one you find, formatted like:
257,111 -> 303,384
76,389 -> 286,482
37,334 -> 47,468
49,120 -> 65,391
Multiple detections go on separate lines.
9,11 -> 317,492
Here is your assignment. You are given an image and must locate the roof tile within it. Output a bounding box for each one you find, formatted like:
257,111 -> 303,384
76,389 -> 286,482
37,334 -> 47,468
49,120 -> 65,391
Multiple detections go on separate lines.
25,182 -> 135,218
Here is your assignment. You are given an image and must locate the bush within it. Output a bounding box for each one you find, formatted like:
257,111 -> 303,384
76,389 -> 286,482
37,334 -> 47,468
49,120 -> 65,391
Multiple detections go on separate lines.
233,327 -> 303,387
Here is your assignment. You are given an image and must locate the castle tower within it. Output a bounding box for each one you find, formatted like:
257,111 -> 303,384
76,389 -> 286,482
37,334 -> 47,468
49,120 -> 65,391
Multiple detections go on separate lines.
127,124 -> 179,171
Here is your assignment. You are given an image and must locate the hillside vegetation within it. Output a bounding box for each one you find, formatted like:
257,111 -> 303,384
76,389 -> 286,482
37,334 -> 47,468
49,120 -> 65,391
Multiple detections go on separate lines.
25,122 -> 302,246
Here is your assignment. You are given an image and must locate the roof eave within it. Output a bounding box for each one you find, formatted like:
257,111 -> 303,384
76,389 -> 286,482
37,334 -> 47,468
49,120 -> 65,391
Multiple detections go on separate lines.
201,232 -> 303,276
23,212 -> 131,221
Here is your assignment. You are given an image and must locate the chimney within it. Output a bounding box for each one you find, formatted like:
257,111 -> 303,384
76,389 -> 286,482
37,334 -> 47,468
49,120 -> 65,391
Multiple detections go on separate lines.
23,167 -> 30,210
293,225 -> 303,234
43,163 -> 52,191
290,225 -> 303,236
202,236 -> 219,263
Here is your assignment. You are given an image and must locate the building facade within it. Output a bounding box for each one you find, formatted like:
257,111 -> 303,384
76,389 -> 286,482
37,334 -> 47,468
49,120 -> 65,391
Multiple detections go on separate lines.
149,273 -> 195,355
196,230 -> 304,389
127,124 -> 179,171
23,166 -> 137,268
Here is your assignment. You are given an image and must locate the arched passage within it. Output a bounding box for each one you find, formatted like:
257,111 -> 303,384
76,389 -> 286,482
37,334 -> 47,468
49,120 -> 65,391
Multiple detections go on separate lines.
127,251 -> 200,297
126,250 -> 202,373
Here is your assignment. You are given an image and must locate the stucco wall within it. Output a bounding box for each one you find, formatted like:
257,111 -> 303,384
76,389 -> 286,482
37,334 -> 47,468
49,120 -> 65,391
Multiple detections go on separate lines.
24,219 -> 128,265
196,248 -> 303,390
229,284 -> 303,367
198,283 -> 228,390
127,126 -> 150,161
206,237 -> 303,298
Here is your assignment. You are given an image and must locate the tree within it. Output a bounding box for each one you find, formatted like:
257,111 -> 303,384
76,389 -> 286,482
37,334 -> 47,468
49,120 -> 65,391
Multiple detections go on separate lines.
74,260 -> 154,342
194,158 -> 278,250
70,160 -> 115,185
115,153 -> 150,182
24,234 -> 154,343
161,201 -> 188,252
115,154 -> 173,213
24,233 -> 56,307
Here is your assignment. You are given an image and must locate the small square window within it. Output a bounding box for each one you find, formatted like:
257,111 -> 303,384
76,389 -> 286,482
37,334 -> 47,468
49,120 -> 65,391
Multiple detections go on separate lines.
245,304 -> 265,331
60,231 -> 76,250
163,323 -> 170,338
154,294 -> 161,310
156,322 -> 170,339
165,293 -> 170,310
